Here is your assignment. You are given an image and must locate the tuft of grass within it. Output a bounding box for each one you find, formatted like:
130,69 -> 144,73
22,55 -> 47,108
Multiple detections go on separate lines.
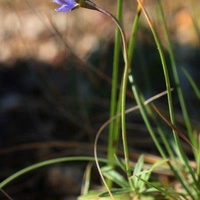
0,0 -> 200,199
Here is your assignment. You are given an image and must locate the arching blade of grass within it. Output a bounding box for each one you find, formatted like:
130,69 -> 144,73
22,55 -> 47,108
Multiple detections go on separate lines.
125,1 -> 196,197
126,2 -> 180,192
134,1 -> 199,198
0,156 -> 109,189
156,0 -> 196,158
127,0 -> 174,160
156,0 -> 200,195
126,0 -> 176,161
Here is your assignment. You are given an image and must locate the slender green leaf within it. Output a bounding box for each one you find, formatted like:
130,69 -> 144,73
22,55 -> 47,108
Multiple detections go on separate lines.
114,154 -> 127,172
181,66 -> 200,99
101,166 -> 129,188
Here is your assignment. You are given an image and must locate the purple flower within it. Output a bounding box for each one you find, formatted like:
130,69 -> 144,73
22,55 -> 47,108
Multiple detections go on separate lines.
53,0 -> 79,12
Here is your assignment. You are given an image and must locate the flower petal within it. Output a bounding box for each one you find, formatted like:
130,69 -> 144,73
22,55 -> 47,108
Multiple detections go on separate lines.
55,4 -> 74,12
53,0 -> 79,12
53,0 -> 73,5
53,0 -> 63,5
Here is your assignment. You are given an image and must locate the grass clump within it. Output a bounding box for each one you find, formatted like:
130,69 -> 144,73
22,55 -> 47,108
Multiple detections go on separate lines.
0,0 -> 200,199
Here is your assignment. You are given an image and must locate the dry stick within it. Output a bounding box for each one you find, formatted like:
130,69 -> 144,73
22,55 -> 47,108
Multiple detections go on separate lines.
150,103 -> 198,153
0,189 -> 13,200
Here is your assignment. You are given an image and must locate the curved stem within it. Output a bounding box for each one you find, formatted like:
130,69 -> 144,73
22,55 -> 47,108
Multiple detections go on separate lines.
85,0 -> 132,188
107,0 -> 123,180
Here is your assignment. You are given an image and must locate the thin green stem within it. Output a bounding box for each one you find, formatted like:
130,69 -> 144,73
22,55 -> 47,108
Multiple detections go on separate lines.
107,0 -> 123,172
128,1 -> 143,63
88,1 -> 133,189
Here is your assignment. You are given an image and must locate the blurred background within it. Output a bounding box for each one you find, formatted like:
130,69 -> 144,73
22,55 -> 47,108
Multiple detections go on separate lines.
0,0 -> 199,199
